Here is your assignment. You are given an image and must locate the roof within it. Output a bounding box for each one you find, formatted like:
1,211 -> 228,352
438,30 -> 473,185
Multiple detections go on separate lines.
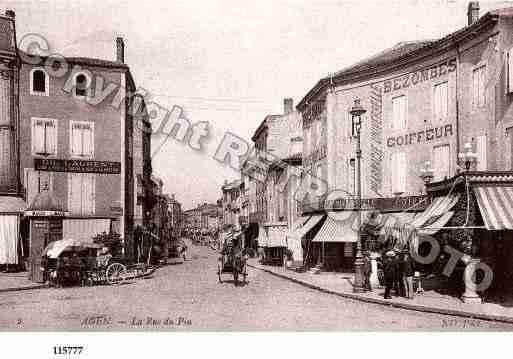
297,9 -> 503,110
18,50 -> 136,91
222,179 -> 242,191
251,115 -> 280,142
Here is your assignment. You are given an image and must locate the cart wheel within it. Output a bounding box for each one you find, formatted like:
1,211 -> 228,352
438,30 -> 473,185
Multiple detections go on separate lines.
106,263 -> 127,285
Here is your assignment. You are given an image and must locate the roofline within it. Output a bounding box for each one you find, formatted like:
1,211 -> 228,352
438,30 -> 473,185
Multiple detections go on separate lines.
297,11 -> 499,111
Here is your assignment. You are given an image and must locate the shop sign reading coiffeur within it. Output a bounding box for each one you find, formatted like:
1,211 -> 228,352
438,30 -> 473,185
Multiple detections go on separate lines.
387,124 -> 453,147
383,59 -> 456,94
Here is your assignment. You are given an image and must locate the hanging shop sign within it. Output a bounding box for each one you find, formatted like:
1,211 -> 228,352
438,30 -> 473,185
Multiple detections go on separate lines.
383,59 -> 456,94
386,124 -> 453,147
34,159 -> 121,174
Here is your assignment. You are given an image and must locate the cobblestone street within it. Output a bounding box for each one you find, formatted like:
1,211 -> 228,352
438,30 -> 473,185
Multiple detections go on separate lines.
0,241 -> 511,330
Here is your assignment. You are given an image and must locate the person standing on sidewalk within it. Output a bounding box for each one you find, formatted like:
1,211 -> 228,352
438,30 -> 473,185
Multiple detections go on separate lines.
383,252 -> 396,299
362,252 -> 372,291
402,251 -> 414,299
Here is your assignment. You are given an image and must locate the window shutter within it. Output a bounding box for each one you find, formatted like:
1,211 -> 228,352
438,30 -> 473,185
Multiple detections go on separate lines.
401,96 -> 407,129
68,173 -> 83,214
47,120 -> 57,155
477,135 -> 487,171
71,123 -> 80,156
0,129 -> 10,186
26,169 -> 39,207
39,171 -> 52,192
84,123 -> 93,157
32,120 -> 45,154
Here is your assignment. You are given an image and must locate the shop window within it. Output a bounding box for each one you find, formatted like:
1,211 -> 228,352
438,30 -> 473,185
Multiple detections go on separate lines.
433,82 -> 448,122
472,65 -> 486,109
70,121 -> 94,158
390,152 -> 407,194
391,95 -> 407,130
31,117 -> 57,156
30,68 -> 49,96
476,135 -> 487,171
68,173 -> 95,215
433,144 -> 451,181
25,169 -> 53,207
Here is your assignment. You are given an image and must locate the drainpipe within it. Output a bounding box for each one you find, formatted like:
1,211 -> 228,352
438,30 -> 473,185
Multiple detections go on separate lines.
456,46 -> 461,168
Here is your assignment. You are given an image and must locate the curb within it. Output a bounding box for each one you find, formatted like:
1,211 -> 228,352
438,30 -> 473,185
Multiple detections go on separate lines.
0,267 -> 158,294
248,263 -> 513,325
0,283 -> 48,294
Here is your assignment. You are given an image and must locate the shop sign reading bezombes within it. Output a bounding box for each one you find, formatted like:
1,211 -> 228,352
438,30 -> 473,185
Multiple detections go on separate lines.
383,58 -> 456,94
34,158 -> 121,174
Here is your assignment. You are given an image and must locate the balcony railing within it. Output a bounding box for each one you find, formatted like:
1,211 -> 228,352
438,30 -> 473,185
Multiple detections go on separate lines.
301,194 -> 431,214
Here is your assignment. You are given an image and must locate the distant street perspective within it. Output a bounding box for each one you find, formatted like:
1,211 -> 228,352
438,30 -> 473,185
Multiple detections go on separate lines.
1,239 -> 512,330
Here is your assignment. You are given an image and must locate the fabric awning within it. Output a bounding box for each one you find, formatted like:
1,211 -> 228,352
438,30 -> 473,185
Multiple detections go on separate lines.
294,214 -> 325,240
286,216 -> 310,239
266,225 -> 287,247
473,185 -> 513,230
312,214 -> 357,242
410,193 -> 460,231
0,215 -> 19,264
0,196 -> 27,214
256,225 -> 268,247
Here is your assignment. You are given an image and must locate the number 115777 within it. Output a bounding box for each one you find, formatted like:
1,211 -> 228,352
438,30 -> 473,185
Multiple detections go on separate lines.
53,346 -> 84,355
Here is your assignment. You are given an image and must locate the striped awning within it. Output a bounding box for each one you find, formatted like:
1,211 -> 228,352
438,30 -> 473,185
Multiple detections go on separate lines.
312,214 -> 357,242
410,193 -> 460,230
294,214 -> 325,240
473,185 -> 513,230
286,216 -> 310,239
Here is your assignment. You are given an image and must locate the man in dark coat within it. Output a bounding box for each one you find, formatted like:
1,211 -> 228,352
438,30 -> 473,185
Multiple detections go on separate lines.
383,252 -> 396,299
402,252 -> 415,299
362,252 -> 372,291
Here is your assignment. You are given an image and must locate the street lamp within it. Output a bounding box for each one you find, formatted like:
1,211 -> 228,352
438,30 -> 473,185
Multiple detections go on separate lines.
458,142 -> 478,171
419,160 -> 434,184
349,98 -> 366,293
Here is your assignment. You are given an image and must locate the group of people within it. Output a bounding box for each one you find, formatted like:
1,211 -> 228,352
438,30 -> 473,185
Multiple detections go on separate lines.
382,250 -> 415,299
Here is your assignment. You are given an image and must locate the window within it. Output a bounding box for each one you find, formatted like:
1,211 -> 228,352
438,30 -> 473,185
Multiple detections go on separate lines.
476,135 -> 487,171
472,65 -> 486,109
74,72 -> 90,97
433,145 -> 451,181
508,128 -> 513,170
433,82 -> 448,122
390,152 -> 407,194
25,169 -> 53,207
68,173 -> 95,215
391,95 -> 407,130
70,121 -> 94,158
31,117 -> 57,156
30,68 -> 49,96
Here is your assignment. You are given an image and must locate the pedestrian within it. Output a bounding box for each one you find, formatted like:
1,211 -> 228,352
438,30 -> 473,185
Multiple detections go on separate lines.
383,251 -> 396,299
362,252 -> 372,291
402,251 -> 415,299
181,244 -> 188,261
393,253 -> 404,297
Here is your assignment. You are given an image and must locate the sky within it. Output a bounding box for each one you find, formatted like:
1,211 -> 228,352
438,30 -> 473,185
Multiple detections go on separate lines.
7,0 -> 513,209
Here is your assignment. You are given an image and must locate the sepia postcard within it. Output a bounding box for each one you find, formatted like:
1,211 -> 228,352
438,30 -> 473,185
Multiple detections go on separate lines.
3,1 -> 513,353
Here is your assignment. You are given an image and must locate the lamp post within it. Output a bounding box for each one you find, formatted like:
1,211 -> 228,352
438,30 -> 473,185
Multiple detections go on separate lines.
458,142 -> 478,171
349,98 -> 366,293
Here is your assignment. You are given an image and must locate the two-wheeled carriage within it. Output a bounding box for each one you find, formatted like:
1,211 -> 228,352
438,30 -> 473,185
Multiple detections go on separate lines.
217,230 -> 247,286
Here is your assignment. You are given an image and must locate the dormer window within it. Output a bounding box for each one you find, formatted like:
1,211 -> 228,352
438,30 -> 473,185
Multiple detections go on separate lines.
74,72 -> 91,98
30,68 -> 49,96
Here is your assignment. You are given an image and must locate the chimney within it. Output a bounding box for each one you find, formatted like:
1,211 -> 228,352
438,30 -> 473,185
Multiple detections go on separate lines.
116,37 -> 125,63
467,2 -> 480,26
5,10 -> 15,18
284,98 -> 294,115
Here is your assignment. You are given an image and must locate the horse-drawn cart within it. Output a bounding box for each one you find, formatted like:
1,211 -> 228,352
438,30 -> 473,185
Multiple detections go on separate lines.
217,230 -> 247,285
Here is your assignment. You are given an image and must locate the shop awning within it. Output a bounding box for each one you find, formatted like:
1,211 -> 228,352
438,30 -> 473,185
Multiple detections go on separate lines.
256,225 -> 268,247
266,225 -> 287,247
0,196 -> 27,214
473,185 -> 513,230
410,193 -> 460,231
286,216 -> 310,239
294,214 -> 325,240
312,214 -> 357,242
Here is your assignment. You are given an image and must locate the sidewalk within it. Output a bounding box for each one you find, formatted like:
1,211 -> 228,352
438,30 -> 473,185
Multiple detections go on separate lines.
0,271 -> 47,294
248,259 -> 513,324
